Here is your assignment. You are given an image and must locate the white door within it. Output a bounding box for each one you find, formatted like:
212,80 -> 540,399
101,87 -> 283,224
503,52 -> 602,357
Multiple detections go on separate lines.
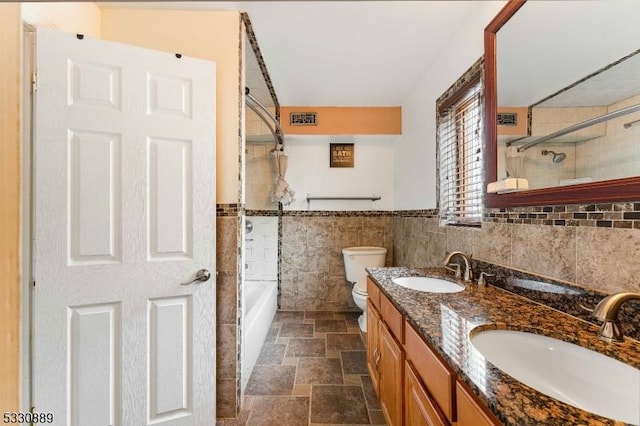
33,28 -> 216,426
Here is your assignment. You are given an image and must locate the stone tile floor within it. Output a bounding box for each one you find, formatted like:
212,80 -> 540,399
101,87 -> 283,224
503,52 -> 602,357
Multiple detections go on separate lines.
217,311 -> 386,426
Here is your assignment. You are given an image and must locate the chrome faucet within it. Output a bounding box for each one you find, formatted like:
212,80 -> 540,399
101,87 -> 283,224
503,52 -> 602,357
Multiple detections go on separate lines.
593,292 -> 640,342
443,251 -> 473,282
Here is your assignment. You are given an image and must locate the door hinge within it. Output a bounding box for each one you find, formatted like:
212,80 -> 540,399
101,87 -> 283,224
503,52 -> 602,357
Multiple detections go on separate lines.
31,71 -> 38,93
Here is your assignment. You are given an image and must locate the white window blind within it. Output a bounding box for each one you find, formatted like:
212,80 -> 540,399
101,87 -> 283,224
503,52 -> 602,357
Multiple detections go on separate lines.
438,78 -> 484,226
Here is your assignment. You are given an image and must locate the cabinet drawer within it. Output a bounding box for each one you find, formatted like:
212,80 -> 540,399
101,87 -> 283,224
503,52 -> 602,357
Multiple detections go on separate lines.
456,381 -> 499,426
367,276 -> 380,311
404,320 -> 455,423
380,291 -> 403,343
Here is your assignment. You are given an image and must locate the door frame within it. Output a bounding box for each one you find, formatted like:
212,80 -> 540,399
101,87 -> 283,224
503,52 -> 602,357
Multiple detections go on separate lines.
21,23 -> 36,415
20,8 -> 60,414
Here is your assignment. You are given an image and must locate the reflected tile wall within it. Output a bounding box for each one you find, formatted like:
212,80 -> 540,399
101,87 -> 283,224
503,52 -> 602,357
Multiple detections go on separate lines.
280,214 -> 393,311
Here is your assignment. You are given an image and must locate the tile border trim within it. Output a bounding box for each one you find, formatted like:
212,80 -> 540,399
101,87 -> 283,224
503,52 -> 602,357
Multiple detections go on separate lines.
243,203 -> 640,226
485,201 -> 640,228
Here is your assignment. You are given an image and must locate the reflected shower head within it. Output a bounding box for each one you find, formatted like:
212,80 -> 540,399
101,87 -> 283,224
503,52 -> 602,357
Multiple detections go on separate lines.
542,150 -> 566,163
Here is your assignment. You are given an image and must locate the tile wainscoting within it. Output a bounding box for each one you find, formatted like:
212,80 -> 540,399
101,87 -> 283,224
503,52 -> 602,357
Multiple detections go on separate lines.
280,212 -> 394,311
216,202 -> 640,419
395,203 -> 640,295
217,209 -> 241,418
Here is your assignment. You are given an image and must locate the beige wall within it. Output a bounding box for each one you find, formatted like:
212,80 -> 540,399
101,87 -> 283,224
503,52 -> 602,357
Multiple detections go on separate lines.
101,8 -> 241,204
22,2 -> 101,37
0,3 -> 21,413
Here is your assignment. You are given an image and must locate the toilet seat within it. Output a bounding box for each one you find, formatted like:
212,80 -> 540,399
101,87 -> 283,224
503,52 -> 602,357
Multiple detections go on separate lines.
353,287 -> 367,296
353,281 -> 367,296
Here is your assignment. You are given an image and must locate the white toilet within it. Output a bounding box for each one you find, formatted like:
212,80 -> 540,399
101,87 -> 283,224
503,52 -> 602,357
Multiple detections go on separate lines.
342,246 -> 387,332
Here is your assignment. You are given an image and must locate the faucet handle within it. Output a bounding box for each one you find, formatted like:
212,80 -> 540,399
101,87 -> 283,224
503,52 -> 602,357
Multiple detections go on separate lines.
445,263 -> 462,279
477,272 -> 495,287
598,321 -> 624,343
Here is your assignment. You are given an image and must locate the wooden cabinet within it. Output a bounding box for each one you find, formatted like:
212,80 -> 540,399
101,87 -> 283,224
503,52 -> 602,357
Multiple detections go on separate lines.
404,320 -> 455,423
366,299 -> 381,394
379,323 -> 403,426
405,361 -> 448,426
456,381 -> 500,426
366,276 -> 403,426
366,276 -> 501,426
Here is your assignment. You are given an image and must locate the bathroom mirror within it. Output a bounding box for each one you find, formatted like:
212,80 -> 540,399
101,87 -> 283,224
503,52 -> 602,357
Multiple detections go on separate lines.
485,0 -> 640,207
243,14 -> 281,211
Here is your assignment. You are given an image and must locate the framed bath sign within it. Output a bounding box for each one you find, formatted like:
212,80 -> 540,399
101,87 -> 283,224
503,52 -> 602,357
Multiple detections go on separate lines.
330,143 -> 354,168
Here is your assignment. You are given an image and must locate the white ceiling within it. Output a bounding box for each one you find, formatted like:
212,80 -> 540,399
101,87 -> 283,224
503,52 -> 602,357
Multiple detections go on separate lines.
99,1 -> 488,106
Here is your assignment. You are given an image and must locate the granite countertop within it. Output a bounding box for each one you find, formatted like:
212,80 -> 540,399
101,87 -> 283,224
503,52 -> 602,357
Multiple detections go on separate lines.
366,266 -> 640,426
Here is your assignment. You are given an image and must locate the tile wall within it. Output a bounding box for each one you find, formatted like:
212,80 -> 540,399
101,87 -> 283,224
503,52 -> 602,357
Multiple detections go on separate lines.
216,209 -> 241,418
280,213 -> 393,311
394,203 -> 640,295
244,216 -> 278,281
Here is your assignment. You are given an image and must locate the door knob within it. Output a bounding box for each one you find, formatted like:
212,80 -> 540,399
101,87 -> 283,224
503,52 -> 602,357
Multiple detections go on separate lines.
181,269 -> 211,286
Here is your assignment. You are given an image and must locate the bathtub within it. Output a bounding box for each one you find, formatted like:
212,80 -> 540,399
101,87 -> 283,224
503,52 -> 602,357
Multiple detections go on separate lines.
241,280 -> 278,392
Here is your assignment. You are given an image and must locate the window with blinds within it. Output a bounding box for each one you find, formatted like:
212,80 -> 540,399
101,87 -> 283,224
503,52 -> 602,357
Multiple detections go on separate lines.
437,69 -> 484,226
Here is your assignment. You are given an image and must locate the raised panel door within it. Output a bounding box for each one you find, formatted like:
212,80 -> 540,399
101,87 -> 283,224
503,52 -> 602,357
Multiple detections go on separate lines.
380,323 -> 403,426
366,299 -> 381,395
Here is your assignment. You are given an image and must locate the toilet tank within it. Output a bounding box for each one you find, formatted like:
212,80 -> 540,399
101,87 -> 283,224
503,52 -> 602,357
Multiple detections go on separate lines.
342,246 -> 387,289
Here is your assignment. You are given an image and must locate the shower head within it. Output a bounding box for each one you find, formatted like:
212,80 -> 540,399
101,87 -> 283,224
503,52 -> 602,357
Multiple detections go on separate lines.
542,150 -> 566,163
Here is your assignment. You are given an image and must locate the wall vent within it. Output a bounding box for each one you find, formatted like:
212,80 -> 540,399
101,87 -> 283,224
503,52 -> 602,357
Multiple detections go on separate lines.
497,112 -> 518,126
290,112 -> 317,126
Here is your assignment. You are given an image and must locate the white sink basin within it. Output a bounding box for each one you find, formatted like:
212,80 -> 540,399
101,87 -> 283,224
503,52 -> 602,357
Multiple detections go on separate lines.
392,276 -> 464,293
471,329 -> 640,424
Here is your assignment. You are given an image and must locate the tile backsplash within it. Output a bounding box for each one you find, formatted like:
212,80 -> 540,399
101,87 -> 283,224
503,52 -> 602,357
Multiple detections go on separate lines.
485,202 -> 640,229
472,260 -> 640,341
395,205 -> 640,295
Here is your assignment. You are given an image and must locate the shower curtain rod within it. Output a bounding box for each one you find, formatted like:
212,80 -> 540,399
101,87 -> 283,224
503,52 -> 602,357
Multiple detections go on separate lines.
245,87 -> 284,151
246,101 -> 283,151
514,103 -> 640,153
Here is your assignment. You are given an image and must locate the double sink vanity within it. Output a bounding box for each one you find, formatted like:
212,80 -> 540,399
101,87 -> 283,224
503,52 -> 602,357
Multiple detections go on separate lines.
365,258 -> 640,426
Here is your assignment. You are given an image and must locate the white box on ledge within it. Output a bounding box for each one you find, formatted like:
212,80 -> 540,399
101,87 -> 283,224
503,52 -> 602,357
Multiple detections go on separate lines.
487,178 -> 529,193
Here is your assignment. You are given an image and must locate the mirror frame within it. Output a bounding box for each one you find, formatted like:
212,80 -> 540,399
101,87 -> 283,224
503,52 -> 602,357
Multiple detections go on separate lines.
484,0 -> 640,208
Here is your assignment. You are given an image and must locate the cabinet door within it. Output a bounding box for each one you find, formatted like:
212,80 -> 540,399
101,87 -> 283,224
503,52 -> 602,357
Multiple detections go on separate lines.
405,361 -> 448,426
380,324 -> 403,426
366,300 -> 381,395
456,382 -> 499,426
405,320 -> 455,422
